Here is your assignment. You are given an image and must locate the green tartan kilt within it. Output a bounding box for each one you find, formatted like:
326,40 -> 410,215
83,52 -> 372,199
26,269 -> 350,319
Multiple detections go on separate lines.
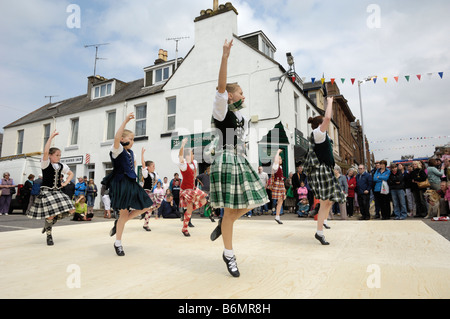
210,149 -> 269,210
308,164 -> 346,203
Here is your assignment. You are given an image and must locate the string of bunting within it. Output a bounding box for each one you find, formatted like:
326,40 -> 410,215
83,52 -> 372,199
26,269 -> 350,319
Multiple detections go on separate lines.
370,135 -> 450,144
307,72 -> 444,85
369,144 -> 444,152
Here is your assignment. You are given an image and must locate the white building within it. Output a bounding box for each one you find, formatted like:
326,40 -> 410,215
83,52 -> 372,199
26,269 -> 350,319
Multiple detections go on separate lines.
1,2 -> 323,209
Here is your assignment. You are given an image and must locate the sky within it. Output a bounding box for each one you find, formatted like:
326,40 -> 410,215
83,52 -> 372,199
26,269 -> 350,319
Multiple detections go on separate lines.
0,0 -> 449,163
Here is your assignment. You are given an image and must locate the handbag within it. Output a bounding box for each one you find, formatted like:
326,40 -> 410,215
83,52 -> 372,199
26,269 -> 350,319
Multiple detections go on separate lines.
380,180 -> 389,195
417,179 -> 430,189
10,187 -> 16,195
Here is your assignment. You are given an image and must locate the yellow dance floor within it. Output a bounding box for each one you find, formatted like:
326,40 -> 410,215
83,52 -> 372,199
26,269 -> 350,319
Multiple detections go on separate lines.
1,218 -> 449,299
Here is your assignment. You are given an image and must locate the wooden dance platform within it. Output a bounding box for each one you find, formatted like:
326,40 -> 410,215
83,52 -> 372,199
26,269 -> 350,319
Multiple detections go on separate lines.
1,218 -> 449,299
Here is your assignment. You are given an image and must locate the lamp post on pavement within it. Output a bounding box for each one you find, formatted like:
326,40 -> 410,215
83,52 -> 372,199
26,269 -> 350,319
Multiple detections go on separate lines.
358,76 -> 376,169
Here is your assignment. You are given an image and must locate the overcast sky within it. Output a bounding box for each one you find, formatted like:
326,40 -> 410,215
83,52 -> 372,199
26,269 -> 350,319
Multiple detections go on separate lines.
0,0 -> 449,162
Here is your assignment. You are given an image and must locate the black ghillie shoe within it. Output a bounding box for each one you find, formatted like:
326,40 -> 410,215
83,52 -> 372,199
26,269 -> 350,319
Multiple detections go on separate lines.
315,233 -> 330,245
210,218 -> 222,241
143,226 -> 151,232
114,243 -> 125,256
109,219 -> 118,237
275,218 -> 283,224
182,230 -> 191,237
223,253 -> 240,278
46,234 -> 54,246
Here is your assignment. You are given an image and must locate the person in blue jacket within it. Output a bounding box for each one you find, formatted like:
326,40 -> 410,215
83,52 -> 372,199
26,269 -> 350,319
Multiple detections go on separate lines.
356,164 -> 372,220
373,160 -> 391,219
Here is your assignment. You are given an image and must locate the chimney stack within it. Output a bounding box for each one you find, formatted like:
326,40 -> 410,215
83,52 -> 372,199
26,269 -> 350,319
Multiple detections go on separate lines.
213,0 -> 219,11
155,49 -> 168,64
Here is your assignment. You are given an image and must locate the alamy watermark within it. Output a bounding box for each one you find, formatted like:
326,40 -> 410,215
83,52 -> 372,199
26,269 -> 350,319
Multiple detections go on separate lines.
367,4 -> 381,29
66,4 -> 81,29
66,264 -> 81,289
366,264 -> 381,288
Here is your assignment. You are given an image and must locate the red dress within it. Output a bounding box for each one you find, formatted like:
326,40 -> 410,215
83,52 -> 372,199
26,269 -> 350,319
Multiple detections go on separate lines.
179,161 -> 207,210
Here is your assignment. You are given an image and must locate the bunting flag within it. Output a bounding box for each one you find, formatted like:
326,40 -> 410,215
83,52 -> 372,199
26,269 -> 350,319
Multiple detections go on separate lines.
370,135 -> 450,144
306,72 -> 445,85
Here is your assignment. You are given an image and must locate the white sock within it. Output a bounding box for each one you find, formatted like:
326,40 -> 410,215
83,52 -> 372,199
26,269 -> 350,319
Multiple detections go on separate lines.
324,219 -> 328,225
224,248 -> 234,259
114,240 -> 122,247
316,230 -> 324,237
275,215 -> 280,221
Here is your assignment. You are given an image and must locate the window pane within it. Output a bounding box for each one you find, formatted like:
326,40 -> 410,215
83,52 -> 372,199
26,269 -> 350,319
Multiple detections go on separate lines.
100,84 -> 106,97
136,120 -> 146,136
17,130 -> 24,154
71,119 -> 79,145
136,105 -> 147,119
163,67 -> 170,80
106,83 -> 112,95
168,98 -> 176,115
107,111 -> 116,140
155,69 -> 162,82
95,87 -> 100,98
167,116 -> 176,131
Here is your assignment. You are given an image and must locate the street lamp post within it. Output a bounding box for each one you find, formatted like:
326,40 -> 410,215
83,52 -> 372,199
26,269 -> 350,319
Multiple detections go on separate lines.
358,76 -> 376,169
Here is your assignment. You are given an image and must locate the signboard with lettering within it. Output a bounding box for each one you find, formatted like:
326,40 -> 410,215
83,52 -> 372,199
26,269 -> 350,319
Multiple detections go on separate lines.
60,156 -> 84,165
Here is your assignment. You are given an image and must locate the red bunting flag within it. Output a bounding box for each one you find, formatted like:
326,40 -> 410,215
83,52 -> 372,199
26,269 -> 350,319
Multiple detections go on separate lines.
351,78 -> 355,85
331,78 -> 335,85
416,74 -> 421,80
394,76 -> 399,82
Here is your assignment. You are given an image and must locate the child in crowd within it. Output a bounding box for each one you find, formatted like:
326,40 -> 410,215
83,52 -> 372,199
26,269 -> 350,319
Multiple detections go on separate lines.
297,198 -> 310,217
73,195 -> 92,221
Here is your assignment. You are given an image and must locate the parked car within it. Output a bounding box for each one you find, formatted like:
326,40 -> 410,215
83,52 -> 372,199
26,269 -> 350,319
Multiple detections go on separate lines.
8,184 -> 24,214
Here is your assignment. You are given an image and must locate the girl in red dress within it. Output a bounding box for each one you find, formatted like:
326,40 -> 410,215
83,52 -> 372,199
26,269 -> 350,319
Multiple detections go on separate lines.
178,138 -> 207,236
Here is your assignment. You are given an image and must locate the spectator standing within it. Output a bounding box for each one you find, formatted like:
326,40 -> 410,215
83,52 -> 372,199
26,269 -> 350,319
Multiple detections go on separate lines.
404,165 -> 416,216
257,166 -> 269,215
410,161 -> 428,218
356,164 -> 372,220
21,174 -> 35,214
74,177 -> 87,199
86,178 -> 98,216
0,172 -> 17,215
346,168 -> 356,218
388,163 -> 407,220
101,184 -> 111,219
427,158 -> 444,191
373,160 -> 391,220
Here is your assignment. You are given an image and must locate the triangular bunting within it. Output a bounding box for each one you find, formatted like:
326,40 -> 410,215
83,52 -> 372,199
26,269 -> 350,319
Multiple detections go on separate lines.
394,76 -> 399,82
373,77 -> 377,84
341,78 -> 345,84
416,74 -> 421,80
351,78 -> 355,85
321,78 -> 325,84
383,77 -> 388,83
331,78 -> 335,85
438,72 -> 444,79
311,78 -> 316,83
405,75 -> 410,82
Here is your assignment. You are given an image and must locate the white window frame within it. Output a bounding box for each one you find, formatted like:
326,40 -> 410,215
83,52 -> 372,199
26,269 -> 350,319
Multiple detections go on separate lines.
106,110 -> 116,141
93,82 -> 113,99
17,129 -> 24,154
166,97 -> 176,132
135,104 -> 147,137
154,66 -> 171,84
70,118 -> 79,145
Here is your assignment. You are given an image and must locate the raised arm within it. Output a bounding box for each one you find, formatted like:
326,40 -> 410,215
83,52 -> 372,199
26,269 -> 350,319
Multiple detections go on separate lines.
218,39 -> 233,94
179,138 -> 188,164
141,147 -> 146,168
320,97 -> 334,133
114,113 -> 134,149
43,130 -> 59,161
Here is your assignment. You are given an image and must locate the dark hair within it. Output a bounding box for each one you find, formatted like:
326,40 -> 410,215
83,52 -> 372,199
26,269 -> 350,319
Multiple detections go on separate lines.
380,160 -> 388,166
307,116 -> 324,130
145,161 -> 154,167
49,147 -> 60,155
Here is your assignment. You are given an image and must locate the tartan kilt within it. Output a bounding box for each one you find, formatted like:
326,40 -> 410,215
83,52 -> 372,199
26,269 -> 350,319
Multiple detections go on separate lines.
308,164 -> 346,203
27,187 -> 74,220
110,176 -> 153,211
144,190 -> 164,208
210,149 -> 269,210
179,188 -> 207,210
271,179 -> 286,200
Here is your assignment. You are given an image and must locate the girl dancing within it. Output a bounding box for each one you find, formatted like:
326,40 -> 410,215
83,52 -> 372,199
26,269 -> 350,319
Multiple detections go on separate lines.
27,130 -> 76,245
106,113 -> 153,256
209,39 -> 269,277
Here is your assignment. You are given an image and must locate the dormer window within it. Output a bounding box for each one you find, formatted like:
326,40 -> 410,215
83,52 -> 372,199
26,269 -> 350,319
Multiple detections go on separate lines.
155,66 -> 170,83
94,82 -> 113,99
